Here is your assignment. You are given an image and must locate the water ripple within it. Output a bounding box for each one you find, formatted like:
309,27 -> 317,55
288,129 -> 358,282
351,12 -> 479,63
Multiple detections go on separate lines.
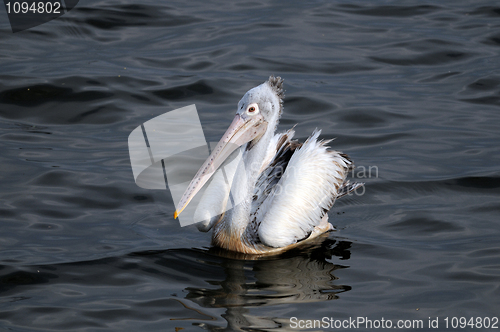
0,0 -> 499,329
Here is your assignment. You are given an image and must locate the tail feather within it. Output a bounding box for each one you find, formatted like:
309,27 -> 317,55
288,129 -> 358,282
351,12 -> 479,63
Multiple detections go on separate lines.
337,180 -> 364,199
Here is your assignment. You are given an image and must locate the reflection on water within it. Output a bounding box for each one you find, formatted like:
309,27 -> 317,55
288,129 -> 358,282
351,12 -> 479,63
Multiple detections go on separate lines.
183,237 -> 351,330
0,236 -> 351,331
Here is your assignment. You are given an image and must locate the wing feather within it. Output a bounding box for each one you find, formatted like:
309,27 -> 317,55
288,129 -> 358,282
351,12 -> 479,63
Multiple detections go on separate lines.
253,129 -> 359,248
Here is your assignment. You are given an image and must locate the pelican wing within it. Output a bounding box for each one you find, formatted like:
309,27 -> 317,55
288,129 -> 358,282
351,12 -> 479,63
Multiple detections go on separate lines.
251,130 -> 356,248
249,128 -> 299,224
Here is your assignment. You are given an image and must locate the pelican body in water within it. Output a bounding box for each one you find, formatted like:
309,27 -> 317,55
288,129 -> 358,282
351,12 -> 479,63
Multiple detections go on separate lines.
175,76 -> 362,254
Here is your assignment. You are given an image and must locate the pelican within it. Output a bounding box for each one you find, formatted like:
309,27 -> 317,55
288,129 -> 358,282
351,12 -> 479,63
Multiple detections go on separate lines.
175,76 -> 362,254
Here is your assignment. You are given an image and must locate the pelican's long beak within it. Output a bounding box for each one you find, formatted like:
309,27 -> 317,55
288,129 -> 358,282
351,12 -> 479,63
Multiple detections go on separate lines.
174,113 -> 268,219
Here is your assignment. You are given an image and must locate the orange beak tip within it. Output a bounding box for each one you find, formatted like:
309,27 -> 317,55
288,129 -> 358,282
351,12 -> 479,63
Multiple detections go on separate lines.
174,210 -> 179,219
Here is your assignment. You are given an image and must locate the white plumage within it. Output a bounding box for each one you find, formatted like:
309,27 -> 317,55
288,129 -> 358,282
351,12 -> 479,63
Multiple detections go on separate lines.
175,76 -> 362,254
256,130 -> 346,247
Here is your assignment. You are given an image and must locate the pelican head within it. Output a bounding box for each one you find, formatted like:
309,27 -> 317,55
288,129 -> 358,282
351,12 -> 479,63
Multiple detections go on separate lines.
236,76 -> 284,134
174,76 -> 284,218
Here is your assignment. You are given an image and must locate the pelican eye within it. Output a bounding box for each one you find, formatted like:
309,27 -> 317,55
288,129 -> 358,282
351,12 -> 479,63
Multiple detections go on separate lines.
246,104 -> 259,115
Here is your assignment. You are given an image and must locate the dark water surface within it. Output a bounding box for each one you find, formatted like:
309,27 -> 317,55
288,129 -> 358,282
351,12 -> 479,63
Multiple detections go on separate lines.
1,0 -> 499,330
